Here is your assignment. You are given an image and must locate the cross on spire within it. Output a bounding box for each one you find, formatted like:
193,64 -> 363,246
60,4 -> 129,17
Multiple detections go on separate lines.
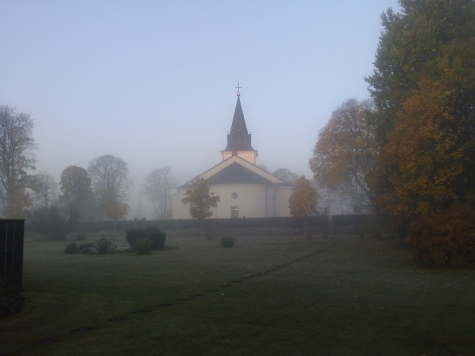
235,83 -> 242,96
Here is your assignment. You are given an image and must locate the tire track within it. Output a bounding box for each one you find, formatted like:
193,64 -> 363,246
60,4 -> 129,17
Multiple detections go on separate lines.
32,247 -> 325,349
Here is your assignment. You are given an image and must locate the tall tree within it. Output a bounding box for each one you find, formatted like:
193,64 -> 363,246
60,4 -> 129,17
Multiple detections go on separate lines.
59,165 -> 94,220
309,99 -> 376,213
365,0 -> 475,235
143,167 -> 178,220
31,171 -> 58,207
88,155 -> 130,227
0,106 -> 37,217
181,177 -> 219,222
289,176 -> 318,235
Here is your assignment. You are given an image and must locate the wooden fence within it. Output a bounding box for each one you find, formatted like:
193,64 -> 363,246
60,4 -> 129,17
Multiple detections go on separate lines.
0,219 -> 25,287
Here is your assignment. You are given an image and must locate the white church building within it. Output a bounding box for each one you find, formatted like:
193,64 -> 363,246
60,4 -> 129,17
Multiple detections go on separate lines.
172,90 -> 293,219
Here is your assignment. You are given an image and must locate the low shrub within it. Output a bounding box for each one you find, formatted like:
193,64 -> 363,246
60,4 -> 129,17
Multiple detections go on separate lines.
64,242 -> 78,254
76,242 -> 96,254
220,236 -> 235,248
144,227 -> 166,250
126,227 -> 166,251
134,238 -> 152,255
405,204 -> 475,266
125,228 -> 141,247
95,237 -> 114,255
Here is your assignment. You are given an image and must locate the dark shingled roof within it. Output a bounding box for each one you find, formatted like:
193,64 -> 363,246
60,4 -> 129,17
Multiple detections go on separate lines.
223,96 -> 254,152
209,162 -> 275,185
178,156 -> 293,189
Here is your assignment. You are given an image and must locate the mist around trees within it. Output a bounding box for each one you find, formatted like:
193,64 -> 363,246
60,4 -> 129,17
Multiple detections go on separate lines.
310,98 -> 376,214
310,0 -> 475,265
142,167 -> 179,220
2,1 -> 475,265
0,106 -> 37,218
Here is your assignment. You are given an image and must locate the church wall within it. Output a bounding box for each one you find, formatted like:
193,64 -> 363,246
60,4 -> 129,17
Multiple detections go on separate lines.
172,184 -> 291,219
273,186 -> 293,217
266,186 -> 276,217
207,184 -> 267,218
172,189 -> 192,219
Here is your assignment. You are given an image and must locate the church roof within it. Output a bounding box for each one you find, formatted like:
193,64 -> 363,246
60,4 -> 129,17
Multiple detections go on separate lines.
210,162 -> 273,185
179,155 -> 292,188
223,96 -> 254,152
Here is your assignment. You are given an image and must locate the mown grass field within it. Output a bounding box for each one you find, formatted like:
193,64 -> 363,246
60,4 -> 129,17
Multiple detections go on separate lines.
1,233 -> 475,356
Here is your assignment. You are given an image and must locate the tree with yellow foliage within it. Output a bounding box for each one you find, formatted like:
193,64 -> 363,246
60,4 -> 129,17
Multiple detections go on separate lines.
181,177 -> 219,223
289,176 -> 318,235
366,0 -> 475,264
309,98 -> 376,213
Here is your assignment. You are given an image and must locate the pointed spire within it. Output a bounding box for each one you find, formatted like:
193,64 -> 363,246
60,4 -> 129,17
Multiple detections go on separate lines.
224,95 -> 254,151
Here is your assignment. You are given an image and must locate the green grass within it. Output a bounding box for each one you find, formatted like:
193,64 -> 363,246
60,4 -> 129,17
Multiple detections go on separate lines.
1,233 -> 475,355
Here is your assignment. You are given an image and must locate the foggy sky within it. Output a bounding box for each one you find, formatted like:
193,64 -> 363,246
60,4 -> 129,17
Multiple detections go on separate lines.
0,0 -> 401,218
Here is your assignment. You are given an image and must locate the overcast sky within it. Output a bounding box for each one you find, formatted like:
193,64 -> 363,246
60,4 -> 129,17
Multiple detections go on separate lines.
1,0 -> 400,217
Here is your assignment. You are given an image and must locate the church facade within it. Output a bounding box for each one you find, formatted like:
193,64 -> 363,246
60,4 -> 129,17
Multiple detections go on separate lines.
172,91 -> 292,219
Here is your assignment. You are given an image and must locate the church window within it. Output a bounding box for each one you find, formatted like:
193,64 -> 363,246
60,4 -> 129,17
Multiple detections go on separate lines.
231,192 -> 238,199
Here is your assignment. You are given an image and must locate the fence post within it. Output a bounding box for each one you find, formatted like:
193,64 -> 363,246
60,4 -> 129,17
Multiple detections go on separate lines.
0,219 -> 25,288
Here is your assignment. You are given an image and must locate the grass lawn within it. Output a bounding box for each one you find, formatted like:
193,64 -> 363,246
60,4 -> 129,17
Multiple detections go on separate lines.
1,233 -> 475,356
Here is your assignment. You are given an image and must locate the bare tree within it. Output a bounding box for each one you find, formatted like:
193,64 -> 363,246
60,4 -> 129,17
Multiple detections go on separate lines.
143,167 -> 178,220
258,164 -> 269,172
272,168 -> 299,186
88,155 -> 130,227
31,171 -> 58,207
0,106 -> 37,217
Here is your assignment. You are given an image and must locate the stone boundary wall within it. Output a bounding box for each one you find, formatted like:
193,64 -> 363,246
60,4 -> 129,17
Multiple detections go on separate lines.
166,226 -> 326,237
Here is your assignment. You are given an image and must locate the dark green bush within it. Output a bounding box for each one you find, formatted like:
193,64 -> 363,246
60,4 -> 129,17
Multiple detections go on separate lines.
134,238 -> 152,255
125,228 -> 141,247
126,227 -> 166,251
220,236 -> 235,248
64,242 -> 94,254
144,227 -> 166,250
95,237 -> 114,255
76,242 -> 96,254
64,242 -> 78,254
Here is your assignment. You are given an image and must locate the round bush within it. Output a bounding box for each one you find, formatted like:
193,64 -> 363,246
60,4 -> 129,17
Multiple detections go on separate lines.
64,242 -> 78,254
134,238 -> 153,255
95,237 -> 114,255
220,236 -> 235,248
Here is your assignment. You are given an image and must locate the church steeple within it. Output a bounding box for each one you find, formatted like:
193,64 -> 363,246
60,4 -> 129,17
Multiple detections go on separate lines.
225,95 -> 254,151
221,86 -> 258,164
